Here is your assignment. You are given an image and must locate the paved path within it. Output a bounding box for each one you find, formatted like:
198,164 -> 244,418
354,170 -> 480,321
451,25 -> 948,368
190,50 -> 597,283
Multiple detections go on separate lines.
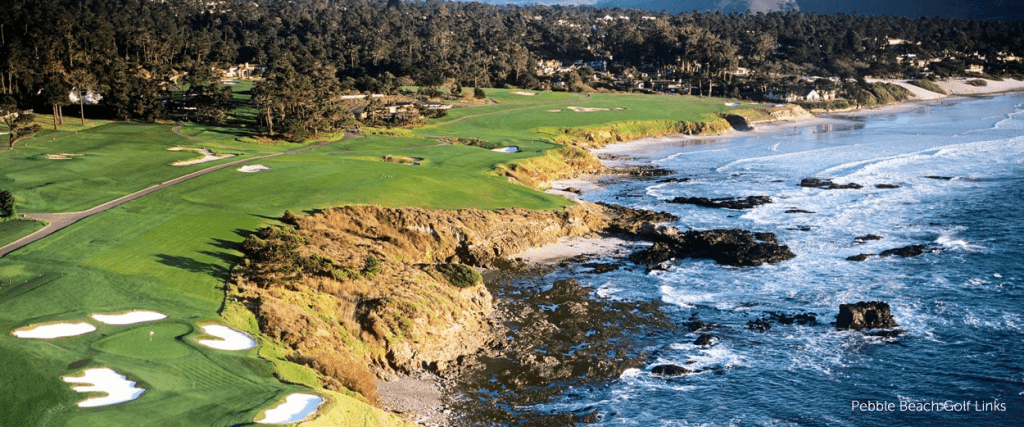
0,132 -> 355,258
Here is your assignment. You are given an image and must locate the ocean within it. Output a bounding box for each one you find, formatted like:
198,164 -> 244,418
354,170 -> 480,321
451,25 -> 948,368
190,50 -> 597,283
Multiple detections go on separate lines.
489,94 -> 1024,426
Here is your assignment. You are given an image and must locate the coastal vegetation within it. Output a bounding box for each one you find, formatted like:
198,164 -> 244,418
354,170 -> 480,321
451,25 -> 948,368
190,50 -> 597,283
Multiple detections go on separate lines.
909,79 -> 948,95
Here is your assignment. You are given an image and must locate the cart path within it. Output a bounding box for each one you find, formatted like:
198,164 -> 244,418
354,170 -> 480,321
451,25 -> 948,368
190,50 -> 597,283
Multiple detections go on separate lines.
0,131 -> 356,258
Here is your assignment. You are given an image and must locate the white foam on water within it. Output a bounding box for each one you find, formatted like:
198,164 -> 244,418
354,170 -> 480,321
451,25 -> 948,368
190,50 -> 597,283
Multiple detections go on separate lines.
256,393 -> 323,424
91,310 -> 167,325
62,368 -> 145,407
196,324 -> 255,351
12,322 -> 96,339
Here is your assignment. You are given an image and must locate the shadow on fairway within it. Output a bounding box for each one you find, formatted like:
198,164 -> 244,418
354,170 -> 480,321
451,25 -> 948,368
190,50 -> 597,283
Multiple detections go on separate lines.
154,254 -> 230,280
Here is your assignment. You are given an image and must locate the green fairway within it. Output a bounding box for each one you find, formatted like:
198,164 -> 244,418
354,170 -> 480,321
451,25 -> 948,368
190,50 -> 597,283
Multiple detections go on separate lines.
0,219 -> 45,247
0,87 -> 752,426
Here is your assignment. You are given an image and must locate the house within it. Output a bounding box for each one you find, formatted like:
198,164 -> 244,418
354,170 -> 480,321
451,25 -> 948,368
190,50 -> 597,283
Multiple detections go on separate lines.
69,88 -> 104,105
221,63 -> 266,79
965,64 -> 984,73
765,89 -> 835,103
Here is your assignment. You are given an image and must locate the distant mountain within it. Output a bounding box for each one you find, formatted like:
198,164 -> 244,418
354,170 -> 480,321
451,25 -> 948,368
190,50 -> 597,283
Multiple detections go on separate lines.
453,0 -> 1023,21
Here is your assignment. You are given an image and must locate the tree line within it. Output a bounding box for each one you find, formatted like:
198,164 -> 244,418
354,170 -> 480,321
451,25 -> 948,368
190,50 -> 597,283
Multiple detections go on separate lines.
2,0 -> 1023,139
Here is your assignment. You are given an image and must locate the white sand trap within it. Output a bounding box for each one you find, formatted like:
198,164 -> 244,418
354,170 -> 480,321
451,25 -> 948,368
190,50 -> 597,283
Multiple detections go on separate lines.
724,102 -> 741,107
512,91 -> 537,96
197,324 -> 255,350
63,368 -> 145,408
567,106 -> 610,113
168,146 -> 236,166
91,310 -> 167,325
238,164 -> 271,173
256,393 -> 324,424
547,109 -> 562,112
491,146 -> 520,153
13,322 -> 96,339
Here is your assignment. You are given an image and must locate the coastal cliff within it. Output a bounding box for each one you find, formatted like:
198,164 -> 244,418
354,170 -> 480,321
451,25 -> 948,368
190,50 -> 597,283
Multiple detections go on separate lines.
231,202 -> 629,403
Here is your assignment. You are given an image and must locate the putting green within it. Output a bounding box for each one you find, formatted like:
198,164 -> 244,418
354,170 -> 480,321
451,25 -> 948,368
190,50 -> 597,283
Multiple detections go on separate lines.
92,323 -> 193,360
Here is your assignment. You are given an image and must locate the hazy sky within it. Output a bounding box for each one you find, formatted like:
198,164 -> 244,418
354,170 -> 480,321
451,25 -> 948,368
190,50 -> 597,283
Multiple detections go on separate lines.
461,0 -> 1023,21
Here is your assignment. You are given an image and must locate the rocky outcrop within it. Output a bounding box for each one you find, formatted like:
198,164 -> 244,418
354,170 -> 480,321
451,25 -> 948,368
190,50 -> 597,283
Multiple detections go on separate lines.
668,196 -> 772,210
693,334 -> 718,347
651,364 -> 692,377
836,301 -> 899,330
854,234 -> 883,244
606,165 -> 675,177
879,244 -> 936,258
800,178 -> 864,190
629,228 -> 796,267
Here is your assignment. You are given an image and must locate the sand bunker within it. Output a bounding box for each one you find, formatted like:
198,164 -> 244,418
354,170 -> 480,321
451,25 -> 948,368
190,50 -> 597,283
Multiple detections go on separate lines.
567,106 -> 610,113
63,368 -> 145,408
12,322 -> 96,339
169,146 -> 236,166
91,311 -> 167,325
197,324 -> 255,351
45,153 -> 86,160
724,102 -> 741,107
491,146 -> 520,153
237,164 -> 271,173
547,109 -> 562,112
512,91 -> 537,96
256,393 -> 324,424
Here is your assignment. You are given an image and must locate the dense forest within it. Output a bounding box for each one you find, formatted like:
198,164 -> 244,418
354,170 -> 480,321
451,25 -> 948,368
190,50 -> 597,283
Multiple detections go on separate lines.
3,0 -> 1024,137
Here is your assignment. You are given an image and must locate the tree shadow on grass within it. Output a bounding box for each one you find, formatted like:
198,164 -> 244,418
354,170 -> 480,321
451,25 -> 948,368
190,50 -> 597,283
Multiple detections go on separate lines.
154,254 -> 230,281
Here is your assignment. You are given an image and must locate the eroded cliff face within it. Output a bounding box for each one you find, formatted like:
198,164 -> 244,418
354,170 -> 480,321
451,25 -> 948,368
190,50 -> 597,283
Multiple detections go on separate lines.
230,203 -> 618,400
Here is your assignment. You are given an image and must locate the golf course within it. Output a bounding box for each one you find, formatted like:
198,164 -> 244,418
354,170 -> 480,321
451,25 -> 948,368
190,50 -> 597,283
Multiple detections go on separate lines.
0,83 -> 768,426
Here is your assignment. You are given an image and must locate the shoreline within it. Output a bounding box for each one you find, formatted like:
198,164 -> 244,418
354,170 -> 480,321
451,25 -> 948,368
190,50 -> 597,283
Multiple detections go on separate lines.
375,81 -> 1024,426
539,82 -> 1024,265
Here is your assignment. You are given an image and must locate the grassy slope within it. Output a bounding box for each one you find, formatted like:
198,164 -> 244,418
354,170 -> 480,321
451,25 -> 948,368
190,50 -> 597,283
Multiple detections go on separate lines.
0,87 -> 751,426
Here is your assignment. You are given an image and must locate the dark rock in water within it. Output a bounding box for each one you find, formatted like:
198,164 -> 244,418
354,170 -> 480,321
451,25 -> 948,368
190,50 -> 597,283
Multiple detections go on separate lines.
767,312 -> 818,326
879,244 -> 936,258
846,254 -> 872,262
629,228 -> 796,267
657,177 -> 692,184
597,202 -> 678,235
836,301 -> 899,330
683,320 -> 719,332
869,329 -> 907,339
788,225 -> 813,232
785,208 -> 815,214
854,234 -> 883,244
925,175 -> 954,180
693,334 -> 718,346
542,278 -> 591,299
608,165 -> 675,177
800,177 -> 863,190
581,262 -> 620,274
668,196 -> 772,210
875,183 -> 901,189
746,318 -> 772,332
651,364 -> 692,376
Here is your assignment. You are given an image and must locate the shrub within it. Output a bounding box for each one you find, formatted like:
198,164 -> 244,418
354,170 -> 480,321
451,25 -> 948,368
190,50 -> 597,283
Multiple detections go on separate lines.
474,87 -> 486,99
909,79 -> 947,95
965,79 -> 988,87
434,263 -> 482,288
363,255 -> 381,278
0,190 -> 14,218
